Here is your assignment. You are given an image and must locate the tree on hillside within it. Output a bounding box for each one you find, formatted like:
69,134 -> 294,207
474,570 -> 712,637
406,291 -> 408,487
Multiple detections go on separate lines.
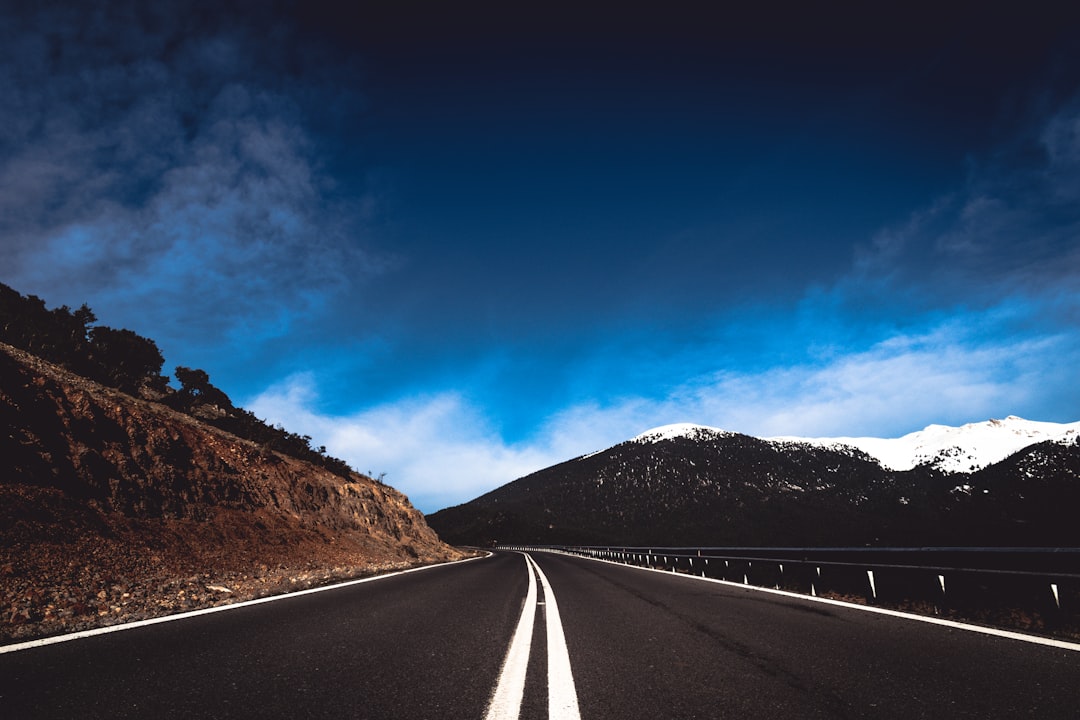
85,326 -> 167,393
0,285 -> 65,358
1,283 -> 164,393
173,366 -> 234,410
69,304 -> 97,351
0,281 -> 356,477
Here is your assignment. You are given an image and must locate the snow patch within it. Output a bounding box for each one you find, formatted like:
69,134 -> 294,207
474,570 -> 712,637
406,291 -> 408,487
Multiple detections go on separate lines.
769,416 -> 1080,472
632,423 -> 732,444
610,416 -> 1080,474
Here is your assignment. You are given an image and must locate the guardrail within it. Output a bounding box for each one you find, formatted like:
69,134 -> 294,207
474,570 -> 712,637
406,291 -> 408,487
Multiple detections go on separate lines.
498,545 -> 1080,639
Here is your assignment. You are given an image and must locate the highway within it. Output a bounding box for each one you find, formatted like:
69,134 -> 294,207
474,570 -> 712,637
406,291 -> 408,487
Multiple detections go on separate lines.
2,550 -> 1078,718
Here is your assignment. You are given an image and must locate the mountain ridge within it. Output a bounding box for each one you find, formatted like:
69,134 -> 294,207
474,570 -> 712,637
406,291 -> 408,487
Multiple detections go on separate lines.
634,416 -> 1080,473
427,418 -> 1080,548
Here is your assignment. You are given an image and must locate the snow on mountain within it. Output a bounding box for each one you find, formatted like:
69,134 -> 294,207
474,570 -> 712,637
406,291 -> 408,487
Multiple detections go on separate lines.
768,416 -> 1080,473
631,417 -> 1080,473
631,423 -> 733,443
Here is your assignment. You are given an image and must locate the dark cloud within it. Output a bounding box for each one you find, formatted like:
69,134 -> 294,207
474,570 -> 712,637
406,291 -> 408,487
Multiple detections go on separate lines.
0,1 -> 378,360
849,94 -> 1080,316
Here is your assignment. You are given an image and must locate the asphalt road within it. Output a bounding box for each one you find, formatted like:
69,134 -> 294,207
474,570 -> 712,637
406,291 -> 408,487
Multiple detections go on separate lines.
2,551 -> 1078,719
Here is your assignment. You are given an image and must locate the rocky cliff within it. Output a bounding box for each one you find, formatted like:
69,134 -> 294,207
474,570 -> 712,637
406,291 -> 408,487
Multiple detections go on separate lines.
0,341 -> 464,642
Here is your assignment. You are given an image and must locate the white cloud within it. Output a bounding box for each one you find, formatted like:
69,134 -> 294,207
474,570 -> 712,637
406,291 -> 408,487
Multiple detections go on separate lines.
248,377 -> 566,514
246,310 -> 1078,514
695,332 -> 1047,439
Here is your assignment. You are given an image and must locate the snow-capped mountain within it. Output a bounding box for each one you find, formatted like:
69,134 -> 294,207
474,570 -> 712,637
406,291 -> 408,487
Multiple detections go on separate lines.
637,417 -> 1080,474
632,423 -> 732,443
428,416 -> 1080,548
773,416 -> 1080,473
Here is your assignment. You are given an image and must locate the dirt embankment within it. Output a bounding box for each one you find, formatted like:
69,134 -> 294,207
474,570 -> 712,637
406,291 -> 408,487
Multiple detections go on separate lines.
0,342 -> 468,643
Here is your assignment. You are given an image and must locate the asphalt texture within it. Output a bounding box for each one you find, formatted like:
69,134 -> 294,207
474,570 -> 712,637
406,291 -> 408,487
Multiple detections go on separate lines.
2,551 -> 1078,719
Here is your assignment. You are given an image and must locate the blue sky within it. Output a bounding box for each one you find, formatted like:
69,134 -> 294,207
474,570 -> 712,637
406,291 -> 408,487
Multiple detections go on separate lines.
3,1 -> 1080,512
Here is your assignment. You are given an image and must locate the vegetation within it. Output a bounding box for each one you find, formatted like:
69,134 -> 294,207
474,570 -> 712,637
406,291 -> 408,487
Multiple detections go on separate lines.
0,282 -> 354,478
0,283 -> 168,393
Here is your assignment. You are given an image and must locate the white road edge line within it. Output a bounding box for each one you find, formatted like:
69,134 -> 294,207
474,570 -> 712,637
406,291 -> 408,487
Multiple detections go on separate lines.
525,553 -> 582,720
0,553 -> 490,656
550,550 -> 1080,653
484,553 -> 537,720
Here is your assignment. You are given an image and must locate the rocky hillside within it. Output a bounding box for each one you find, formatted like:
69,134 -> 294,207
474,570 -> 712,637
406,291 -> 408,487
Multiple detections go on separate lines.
1,341 -> 465,643
427,425 -> 1080,548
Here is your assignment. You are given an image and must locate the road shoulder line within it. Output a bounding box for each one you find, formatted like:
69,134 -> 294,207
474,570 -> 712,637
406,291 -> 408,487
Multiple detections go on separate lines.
0,553 -> 490,655
545,550 -> 1080,653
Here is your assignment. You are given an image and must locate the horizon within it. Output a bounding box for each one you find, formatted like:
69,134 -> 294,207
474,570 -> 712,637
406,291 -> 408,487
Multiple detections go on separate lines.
3,2 -> 1080,513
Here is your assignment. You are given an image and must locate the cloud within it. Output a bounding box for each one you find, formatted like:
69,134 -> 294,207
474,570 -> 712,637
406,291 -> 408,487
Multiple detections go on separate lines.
542,309 -> 1075,443
0,3 -> 378,354
248,377 -> 565,514
844,98 -> 1080,310
694,325 -> 1066,439
246,303 -> 1078,513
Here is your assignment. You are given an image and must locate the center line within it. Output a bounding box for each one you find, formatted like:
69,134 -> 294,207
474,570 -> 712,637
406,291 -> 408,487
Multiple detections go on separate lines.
526,553 -> 582,720
484,553 -> 537,720
485,553 -> 582,720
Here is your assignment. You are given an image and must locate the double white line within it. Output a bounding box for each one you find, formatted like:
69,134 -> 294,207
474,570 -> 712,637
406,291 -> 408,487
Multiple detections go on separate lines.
485,553 -> 581,720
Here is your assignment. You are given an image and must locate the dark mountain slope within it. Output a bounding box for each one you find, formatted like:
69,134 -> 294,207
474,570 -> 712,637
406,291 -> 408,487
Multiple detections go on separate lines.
953,439 -> 1080,545
428,428 -> 1079,548
430,430 -> 955,546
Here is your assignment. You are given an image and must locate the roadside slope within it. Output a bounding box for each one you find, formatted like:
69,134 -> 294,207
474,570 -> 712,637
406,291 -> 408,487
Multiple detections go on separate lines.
1,341 -> 464,642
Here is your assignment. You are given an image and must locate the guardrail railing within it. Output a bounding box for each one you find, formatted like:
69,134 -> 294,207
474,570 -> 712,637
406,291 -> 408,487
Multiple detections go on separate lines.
498,545 -> 1080,640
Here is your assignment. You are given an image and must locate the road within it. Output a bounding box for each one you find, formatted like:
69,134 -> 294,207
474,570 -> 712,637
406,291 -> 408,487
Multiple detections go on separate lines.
2,551 -> 1078,719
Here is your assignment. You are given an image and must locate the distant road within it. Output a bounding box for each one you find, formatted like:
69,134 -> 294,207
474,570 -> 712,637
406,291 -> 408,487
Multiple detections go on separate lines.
3,551 -> 1078,719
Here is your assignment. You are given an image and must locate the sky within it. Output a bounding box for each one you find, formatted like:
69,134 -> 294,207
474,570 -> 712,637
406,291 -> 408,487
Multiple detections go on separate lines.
3,1 -> 1080,513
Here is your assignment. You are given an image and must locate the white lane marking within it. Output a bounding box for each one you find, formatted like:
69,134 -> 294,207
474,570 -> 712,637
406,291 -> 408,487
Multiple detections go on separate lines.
525,553 -> 582,720
485,554 -> 537,720
554,550 -> 1080,653
0,554 -> 490,656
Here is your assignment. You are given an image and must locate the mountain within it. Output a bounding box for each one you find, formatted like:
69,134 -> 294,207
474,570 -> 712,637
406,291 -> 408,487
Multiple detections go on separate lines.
426,420 -> 1080,548
0,340 -> 463,643
767,416 -> 1080,473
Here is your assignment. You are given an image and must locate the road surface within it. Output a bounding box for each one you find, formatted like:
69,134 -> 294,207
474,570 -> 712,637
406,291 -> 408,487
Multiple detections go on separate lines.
2,551 -> 1078,718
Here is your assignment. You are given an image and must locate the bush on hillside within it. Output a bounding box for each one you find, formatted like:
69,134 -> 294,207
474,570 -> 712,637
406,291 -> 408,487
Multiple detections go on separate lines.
0,281 -> 355,479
